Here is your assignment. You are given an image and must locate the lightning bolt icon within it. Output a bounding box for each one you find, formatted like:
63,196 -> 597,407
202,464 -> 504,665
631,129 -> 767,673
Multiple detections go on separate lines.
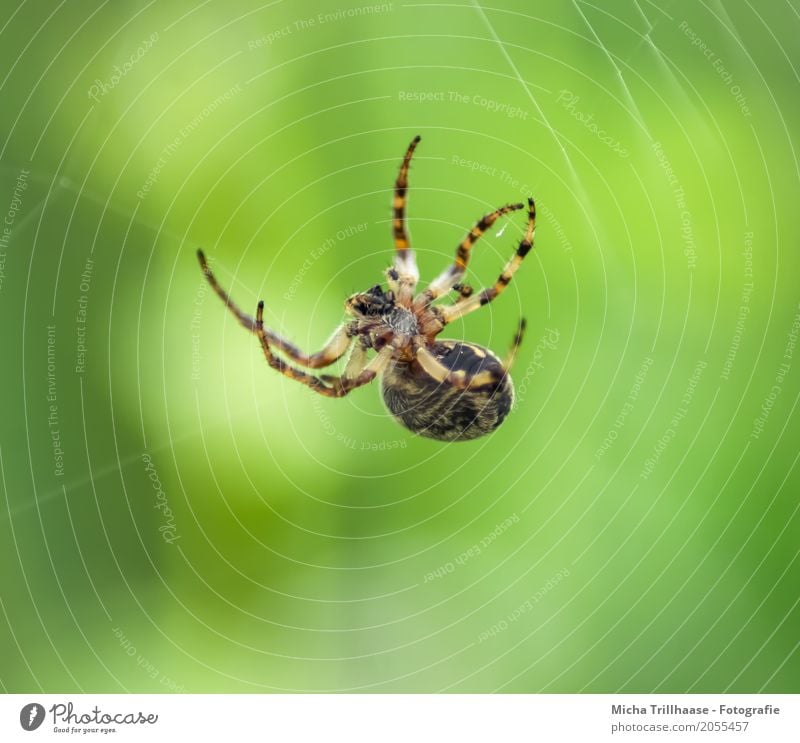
29,706 -> 38,726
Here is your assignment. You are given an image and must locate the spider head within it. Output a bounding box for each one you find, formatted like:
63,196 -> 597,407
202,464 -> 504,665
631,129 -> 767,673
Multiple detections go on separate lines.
344,284 -> 395,319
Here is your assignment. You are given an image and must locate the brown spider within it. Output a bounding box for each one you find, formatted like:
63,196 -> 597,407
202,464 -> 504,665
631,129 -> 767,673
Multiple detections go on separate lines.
197,135 -> 537,441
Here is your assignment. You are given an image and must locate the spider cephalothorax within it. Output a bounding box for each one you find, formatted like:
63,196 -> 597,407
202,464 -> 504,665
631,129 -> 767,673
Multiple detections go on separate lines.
197,135 -> 537,441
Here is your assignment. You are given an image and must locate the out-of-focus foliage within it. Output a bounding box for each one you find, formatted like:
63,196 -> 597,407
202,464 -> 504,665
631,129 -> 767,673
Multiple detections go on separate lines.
1,0 -> 798,692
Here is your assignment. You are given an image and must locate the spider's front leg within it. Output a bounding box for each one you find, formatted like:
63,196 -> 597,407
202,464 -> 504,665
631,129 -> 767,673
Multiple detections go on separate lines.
452,283 -> 474,301
198,249 -> 354,368
393,135 -> 420,261
389,136 -> 422,306
256,302 -> 392,397
441,197 -> 536,324
416,201 -> 524,306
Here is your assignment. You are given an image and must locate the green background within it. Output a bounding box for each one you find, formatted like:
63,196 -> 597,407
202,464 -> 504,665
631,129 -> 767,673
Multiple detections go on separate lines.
1,0 -> 798,693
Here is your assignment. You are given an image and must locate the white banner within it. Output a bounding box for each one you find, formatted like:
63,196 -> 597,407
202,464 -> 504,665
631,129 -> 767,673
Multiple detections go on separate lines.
1,694 -> 797,742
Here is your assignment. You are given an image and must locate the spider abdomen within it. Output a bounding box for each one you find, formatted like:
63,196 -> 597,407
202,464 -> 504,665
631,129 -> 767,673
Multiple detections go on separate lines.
381,341 -> 513,441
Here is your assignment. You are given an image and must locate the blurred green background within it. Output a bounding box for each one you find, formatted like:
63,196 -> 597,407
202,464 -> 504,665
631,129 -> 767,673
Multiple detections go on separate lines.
1,0 -> 798,693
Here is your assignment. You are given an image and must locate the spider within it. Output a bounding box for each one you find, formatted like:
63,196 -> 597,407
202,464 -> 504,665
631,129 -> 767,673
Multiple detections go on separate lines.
197,135 -> 537,441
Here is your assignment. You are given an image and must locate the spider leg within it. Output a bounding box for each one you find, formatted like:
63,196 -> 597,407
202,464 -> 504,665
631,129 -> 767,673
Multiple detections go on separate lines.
390,136 -> 422,305
289,324 -> 355,368
197,248 -> 256,331
502,318 -> 527,371
393,135 -> 420,260
198,249 -> 354,369
441,198 -> 536,324
450,282 -> 475,304
417,202 -> 525,305
414,344 -> 504,390
319,337 -> 369,383
256,301 -> 391,397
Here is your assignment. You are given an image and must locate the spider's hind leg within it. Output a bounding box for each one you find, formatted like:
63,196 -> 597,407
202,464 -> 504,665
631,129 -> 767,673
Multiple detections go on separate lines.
197,249 -> 256,331
256,302 -> 391,397
198,249 -> 353,369
503,318 -> 527,371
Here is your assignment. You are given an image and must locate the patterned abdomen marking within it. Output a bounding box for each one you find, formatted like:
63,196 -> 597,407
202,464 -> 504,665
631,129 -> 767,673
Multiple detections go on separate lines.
381,341 -> 513,441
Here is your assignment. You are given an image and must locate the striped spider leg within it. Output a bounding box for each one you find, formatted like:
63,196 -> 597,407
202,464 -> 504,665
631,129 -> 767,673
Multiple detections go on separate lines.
197,249 -> 354,369
411,197 -> 536,390
387,135 -> 421,306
